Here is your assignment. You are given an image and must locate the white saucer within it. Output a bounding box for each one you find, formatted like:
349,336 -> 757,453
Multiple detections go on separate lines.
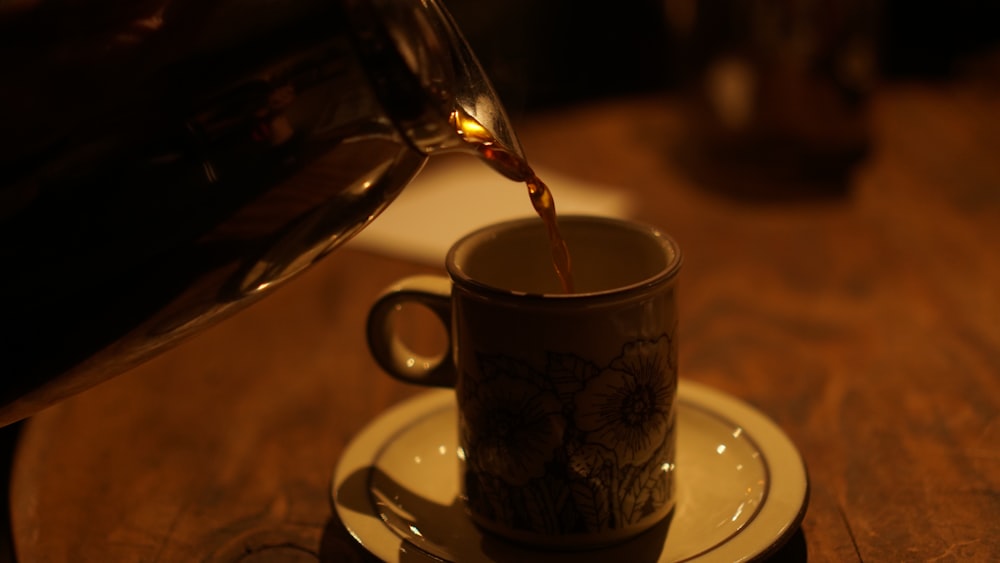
331,380 -> 808,562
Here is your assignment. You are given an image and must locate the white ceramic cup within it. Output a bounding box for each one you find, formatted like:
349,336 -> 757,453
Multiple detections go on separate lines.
366,215 -> 682,549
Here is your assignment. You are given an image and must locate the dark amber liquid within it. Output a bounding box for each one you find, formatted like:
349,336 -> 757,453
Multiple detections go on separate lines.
450,111 -> 575,293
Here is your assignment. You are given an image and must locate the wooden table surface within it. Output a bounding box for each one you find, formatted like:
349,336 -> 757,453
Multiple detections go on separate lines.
8,77 -> 1000,562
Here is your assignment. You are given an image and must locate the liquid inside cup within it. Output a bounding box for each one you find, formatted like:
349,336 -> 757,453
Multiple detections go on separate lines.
449,217 -> 679,296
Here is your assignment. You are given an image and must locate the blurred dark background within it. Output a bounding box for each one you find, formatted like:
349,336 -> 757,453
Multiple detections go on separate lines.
447,0 -> 1000,114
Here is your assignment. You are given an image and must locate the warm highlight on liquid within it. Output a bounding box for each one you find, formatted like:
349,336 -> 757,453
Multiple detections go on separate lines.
452,110 -> 575,293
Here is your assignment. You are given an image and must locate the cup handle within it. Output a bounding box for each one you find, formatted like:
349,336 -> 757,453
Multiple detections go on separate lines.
366,275 -> 456,387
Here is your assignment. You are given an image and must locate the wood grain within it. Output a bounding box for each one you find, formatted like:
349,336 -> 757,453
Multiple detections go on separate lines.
10,80 -> 1000,562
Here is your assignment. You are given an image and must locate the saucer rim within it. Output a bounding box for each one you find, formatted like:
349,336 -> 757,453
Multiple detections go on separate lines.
331,380 -> 809,562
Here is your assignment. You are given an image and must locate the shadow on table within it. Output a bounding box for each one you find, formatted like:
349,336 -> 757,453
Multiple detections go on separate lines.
764,528 -> 808,562
0,421 -> 22,563
668,138 -> 867,205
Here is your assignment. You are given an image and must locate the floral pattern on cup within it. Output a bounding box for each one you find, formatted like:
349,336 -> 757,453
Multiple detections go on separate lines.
458,334 -> 677,537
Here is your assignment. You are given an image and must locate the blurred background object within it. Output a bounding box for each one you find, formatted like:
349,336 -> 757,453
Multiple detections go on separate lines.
446,0 -> 999,201
664,0 -> 880,200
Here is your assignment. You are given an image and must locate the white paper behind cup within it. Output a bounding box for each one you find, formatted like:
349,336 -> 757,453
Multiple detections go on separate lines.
346,154 -> 635,266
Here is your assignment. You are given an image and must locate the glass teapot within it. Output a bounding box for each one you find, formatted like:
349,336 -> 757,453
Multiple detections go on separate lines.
0,0 -> 524,426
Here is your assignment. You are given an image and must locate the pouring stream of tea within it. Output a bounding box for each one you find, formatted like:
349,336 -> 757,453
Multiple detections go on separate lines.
450,110 -> 575,293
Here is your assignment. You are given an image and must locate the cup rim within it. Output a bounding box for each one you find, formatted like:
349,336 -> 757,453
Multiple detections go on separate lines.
445,215 -> 682,301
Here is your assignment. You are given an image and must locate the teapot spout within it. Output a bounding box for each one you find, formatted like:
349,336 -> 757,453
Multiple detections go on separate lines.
348,0 -> 525,166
